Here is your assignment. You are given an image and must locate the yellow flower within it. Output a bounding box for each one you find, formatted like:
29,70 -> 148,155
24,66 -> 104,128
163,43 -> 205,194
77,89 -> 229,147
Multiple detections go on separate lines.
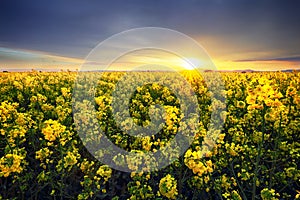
236,101 -> 245,108
0,151 -> 26,177
231,190 -> 242,200
271,99 -> 283,107
141,136 -> 152,151
261,188 -> 280,200
159,174 -> 178,199
286,86 -> 297,96
222,192 -> 230,198
63,151 -> 78,168
61,87 -> 70,97
206,160 -> 213,168
96,165 -> 112,182
264,98 -> 273,107
217,133 -> 226,144
246,95 -> 256,105
264,112 -> 276,122
42,119 -> 66,142
35,147 -> 52,161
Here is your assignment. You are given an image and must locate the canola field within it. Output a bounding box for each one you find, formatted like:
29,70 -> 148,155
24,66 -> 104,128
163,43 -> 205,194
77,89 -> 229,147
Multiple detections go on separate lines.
0,71 -> 299,199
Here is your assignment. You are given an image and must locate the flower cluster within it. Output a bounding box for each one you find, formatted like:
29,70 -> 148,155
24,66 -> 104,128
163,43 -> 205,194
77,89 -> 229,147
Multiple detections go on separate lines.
0,149 -> 26,177
159,174 -> 178,199
42,119 -> 66,142
184,149 -> 214,176
0,70 -> 299,199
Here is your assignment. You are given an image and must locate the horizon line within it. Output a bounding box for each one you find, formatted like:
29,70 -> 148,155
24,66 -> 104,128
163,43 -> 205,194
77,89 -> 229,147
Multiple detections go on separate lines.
1,68 -> 300,73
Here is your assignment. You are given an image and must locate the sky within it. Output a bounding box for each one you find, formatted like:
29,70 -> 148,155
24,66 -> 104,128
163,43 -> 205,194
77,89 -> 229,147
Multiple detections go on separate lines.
1,0 -> 300,71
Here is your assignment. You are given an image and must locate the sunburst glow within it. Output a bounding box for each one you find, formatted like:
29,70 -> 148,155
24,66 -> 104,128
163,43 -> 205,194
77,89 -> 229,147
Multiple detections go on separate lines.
181,58 -> 202,70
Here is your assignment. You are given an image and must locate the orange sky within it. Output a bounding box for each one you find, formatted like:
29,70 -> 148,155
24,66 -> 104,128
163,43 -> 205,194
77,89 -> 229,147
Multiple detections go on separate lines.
1,45 -> 299,72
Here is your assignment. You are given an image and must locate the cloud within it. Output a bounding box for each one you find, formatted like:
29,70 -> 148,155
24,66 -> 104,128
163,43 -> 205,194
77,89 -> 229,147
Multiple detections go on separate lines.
0,47 -> 83,70
1,0 -> 300,71
234,56 -> 300,62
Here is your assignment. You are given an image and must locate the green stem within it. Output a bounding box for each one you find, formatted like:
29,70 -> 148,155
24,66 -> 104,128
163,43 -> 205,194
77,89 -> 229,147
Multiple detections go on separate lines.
251,107 -> 266,200
230,161 -> 247,200
269,112 -> 282,189
58,143 -> 64,200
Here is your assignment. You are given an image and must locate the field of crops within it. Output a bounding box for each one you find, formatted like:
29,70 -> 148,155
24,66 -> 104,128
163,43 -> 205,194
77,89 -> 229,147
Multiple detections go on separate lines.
0,70 -> 299,199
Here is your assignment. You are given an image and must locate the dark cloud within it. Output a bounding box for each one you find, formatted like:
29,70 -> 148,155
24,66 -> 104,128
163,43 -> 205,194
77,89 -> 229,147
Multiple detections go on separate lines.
235,56 -> 300,62
0,0 -> 300,59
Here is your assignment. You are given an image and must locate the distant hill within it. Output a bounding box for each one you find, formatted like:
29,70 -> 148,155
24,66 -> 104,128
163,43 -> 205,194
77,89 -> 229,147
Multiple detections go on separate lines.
204,69 -> 255,73
280,69 -> 300,72
203,69 -> 300,73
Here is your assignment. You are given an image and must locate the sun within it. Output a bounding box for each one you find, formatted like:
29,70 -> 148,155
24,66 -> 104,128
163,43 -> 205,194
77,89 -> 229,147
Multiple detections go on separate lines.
181,58 -> 202,70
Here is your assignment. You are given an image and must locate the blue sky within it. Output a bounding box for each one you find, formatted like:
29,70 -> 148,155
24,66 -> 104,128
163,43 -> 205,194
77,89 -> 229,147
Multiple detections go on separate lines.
1,0 -> 300,71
